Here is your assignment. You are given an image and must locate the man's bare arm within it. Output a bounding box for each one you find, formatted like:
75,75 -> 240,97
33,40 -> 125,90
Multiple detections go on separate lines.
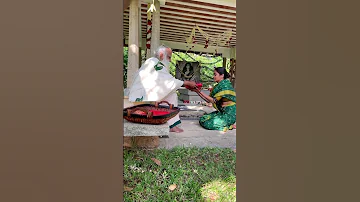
183,80 -> 197,88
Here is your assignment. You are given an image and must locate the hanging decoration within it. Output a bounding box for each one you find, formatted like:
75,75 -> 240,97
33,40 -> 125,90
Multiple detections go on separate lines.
184,25 -> 233,53
146,3 -> 152,50
185,27 -> 196,51
196,25 -> 210,49
212,30 -> 232,47
226,36 -> 233,47
204,39 -> 209,49
146,0 -> 158,51
147,0 -> 157,13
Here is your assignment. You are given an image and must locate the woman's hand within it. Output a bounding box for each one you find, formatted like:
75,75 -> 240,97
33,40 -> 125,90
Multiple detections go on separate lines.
193,87 -> 200,93
222,101 -> 233,107
188,87 -> 200,93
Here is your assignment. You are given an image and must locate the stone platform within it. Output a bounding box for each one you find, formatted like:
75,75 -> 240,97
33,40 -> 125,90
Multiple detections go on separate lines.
178,103 -> 216,119
159,120 -> 236,150
178,88 -> 210,102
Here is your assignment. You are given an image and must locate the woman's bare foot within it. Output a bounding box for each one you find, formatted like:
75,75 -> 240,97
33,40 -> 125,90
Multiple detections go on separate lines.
232,124 -> 236,129
170,126 -> 184,133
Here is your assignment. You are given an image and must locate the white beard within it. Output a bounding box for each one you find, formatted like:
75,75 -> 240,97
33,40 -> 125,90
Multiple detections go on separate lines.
161,60 -> 170,71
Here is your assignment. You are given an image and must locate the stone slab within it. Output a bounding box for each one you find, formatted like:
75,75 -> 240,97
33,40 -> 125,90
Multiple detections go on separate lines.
178,105 -> 216,119
179,94 -> 205,102
158,120 -> 236,150
178,88 -> 210,96
124,120 -> 169,137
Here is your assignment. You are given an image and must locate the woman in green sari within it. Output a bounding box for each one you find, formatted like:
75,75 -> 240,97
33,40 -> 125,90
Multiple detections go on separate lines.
191,67 -> 236,132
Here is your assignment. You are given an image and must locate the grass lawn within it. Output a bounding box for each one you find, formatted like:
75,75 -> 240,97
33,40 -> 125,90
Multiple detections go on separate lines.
124,147 -> 236,202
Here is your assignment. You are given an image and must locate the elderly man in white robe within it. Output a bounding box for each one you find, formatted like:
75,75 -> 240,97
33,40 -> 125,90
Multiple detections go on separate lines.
128,45 -> 197,133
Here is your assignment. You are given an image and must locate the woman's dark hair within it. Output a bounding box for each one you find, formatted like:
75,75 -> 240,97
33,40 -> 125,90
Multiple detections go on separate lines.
182,62 -> 194,76
215,67 -> 230,79
183,62 -> 193,71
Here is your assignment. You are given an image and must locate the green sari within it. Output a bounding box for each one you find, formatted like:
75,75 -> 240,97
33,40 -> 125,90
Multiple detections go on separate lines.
199,79 -> 236,131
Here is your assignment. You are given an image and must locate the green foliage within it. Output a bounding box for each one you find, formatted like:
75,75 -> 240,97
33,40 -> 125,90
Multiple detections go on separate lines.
123,47 -> 146,88
123,48 -> 231,88
123,47 -> 128,88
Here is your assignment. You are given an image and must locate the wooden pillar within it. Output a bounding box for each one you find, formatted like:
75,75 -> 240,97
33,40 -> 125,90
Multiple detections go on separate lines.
223,57 -> 227,68
139,47 -> 142,65
230,59 -> 236,88
150,0 -> 160,57
138,5 -> 142,66
127,0 -> 140,88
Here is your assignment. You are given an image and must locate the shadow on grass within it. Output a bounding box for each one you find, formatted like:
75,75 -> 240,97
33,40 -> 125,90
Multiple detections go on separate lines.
123,146 -> 236,202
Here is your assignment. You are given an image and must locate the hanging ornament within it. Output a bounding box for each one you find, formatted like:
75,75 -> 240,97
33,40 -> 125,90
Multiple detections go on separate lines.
204,39 -> 209,49
147,0 -> 157,13
186,27 -> 196,44
222,30 -> 232,46
185,27 -> 196,51
196,25 -> 210,41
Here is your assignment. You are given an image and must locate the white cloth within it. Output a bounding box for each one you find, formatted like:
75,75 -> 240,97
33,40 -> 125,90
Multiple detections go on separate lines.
128,57 -> 184,102
161,92 -> 180,127
128,57 -> 184,127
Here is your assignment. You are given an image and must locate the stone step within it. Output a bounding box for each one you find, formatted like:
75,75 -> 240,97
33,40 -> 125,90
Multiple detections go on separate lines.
178,104 -> 216,119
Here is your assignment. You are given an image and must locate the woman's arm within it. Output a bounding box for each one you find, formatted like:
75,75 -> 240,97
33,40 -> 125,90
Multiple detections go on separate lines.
193,88 -> 216,104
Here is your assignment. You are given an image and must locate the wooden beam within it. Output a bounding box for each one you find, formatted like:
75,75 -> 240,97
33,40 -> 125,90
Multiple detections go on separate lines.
123,19 -> 237,34
123,14 -> 236,29
165,0 -> 236,9
124,39 -> 234,57
124,0 -> 130,10
164,1 -> 236,14
126,2 -> 236,18
155,7 -> 236,21
128,9 -> 236,24
172,49 -> 222,57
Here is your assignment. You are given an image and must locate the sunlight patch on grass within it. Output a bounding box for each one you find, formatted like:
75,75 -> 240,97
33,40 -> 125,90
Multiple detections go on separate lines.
201,177 -> 236,202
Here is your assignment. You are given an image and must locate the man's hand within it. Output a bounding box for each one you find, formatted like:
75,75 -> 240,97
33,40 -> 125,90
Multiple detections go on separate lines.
184,80 -> 197,89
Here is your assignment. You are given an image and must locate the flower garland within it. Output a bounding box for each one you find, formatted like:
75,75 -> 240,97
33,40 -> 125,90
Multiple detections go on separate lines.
185,27 -> 197,51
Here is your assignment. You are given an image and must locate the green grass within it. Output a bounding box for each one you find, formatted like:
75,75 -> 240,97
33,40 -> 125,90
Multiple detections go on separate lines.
123,147 -> 236,202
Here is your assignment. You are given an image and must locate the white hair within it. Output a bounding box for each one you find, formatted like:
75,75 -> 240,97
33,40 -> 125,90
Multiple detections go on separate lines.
154,45 -> 171,59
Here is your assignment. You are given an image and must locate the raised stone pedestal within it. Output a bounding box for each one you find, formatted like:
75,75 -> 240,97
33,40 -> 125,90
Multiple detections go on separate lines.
124,119 -> 169,149
124,136 -> 160,149
178,88 -> 210,102
124,120 -> 169,137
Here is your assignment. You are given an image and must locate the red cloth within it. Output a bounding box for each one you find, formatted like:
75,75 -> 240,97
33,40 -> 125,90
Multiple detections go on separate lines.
133,110 -> 170,116
185,82 -> 202,90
